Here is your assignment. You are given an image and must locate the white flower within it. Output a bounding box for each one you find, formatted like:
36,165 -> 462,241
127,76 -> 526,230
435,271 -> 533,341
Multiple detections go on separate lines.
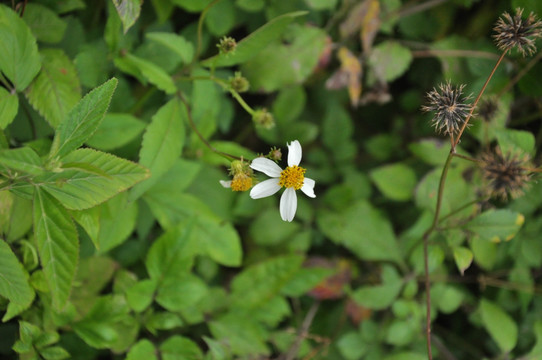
250,140 -> 316,222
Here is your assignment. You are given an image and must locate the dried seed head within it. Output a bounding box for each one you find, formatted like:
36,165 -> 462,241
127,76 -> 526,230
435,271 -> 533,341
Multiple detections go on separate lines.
493,8 -> 542,56
422,82 -> 472,136
478,97 -> 499,122
480,147 -> 531,200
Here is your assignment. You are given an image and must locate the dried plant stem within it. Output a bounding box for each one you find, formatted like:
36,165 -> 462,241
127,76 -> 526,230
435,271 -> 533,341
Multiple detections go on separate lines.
178,93 -> 241,161
453,51 -> 507,149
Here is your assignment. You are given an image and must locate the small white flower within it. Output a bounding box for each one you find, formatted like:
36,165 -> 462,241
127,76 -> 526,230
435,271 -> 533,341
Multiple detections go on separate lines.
250,140 -> 316,222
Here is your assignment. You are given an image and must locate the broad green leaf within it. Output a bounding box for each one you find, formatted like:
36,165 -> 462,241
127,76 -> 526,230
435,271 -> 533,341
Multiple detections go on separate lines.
0,240 -> 34,308
23,4 -> 67,44
205,0 -> 236,36
453,246 -> 473,275
230,254 -> 304,308
368,41 -> 412,82
209,313 -> 269,356
146,32 -> 194,64
281,267 -> 335,297
114,53 -> 176,94
37,148 -> 149,210
49,78 -> 117,159
160,335 -> 203,360
201,11 -> 307,67
0,147 -> 43,176
249,208 -> 301,246
112,0 -> 142,33
471,236 -> 497,270
352,265 -> 403,310
38,346 -> 70,360
0,87 -> 18,129
495,128 -> 535,155
466,209 -> 524,242
94,192 -> 138,252
525,321 -> 542,359
434,284 -> 463,314
408,139 -> 450,165
75,41 -> 110,88
337,332 -> 367,360
26,49 -> 81,128
33,188 -> 78,310
0,5 -> 41,90
86,113 -> 145,151
126,339 -> 157,360
170,0 -> 213,12
235,0 -> 264,12
150,0 -> 174,22
130,99 -> 185,201
480,299 -> 518,352
145,221 -> 196,281
386,319 -> 419,346
383,352 -> 426,360
317,200 -> 403,263
145,312 -> 183,334
155,273 -> 208,312
126,279 -> 157,312
306,0 -> 338,9
242,25 -> 327,92
369,163 -> 417,201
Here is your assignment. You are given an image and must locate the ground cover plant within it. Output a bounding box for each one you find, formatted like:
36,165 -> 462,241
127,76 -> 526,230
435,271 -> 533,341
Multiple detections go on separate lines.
1,0 -> 542,359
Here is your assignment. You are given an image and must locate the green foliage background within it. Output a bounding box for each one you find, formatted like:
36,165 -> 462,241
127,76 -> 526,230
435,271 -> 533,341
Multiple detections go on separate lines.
0,0 -> 541,359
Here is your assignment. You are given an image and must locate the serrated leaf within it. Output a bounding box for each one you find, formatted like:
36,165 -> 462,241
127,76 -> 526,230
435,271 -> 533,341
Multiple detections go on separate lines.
49,78 -> 117,159
0,240 -> 34,308
0,147 -> 43,176
86,113 -> 146,151
37,148 -> 149,210
480,299 -> 518,352
201,11 -> 307,67
129,99 -> 185,201
115,54 -> 176,93
230,254 -> 304,308
0,87 -> 18,129
112,0 -> 142,33
33,187 -> 78,310
0,4 -> 41,90
466,209 -> 524,242
23,4 -> 67,44
26,49 -> 81,128
145,32 -> 194,64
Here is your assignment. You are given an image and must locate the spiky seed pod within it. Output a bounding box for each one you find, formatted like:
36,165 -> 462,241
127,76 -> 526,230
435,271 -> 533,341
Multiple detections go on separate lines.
422,82 -> 472,136
493,8 -> 542,57
478,97 -> 499,122
480,148 -> 531,200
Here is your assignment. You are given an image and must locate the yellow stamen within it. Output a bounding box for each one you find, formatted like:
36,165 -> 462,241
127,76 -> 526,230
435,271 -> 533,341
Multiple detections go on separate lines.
231,173 -> 252,191
279,165 -> 306,190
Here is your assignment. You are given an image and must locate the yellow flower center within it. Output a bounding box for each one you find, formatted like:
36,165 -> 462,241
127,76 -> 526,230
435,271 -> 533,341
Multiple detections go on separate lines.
279,165 -> 306,190
231,173 -> 252,191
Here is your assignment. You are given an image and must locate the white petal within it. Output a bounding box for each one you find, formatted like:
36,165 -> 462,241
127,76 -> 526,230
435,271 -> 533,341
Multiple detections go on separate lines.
219,180 -> 232,188
250,178 -> 281,199
280,187 -> 297,222
250,157 -> 282,177
287,140 -> 302,167
301,177 -> 316,198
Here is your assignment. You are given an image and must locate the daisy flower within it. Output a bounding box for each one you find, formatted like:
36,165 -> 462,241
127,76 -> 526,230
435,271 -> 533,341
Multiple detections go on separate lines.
250,140 -> 316,222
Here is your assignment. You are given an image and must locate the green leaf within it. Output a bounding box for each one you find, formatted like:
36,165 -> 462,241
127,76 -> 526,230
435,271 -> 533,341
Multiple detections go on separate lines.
33,187 -> 78,310
126,339 -> 157,360
0,87 -> 18,129
480,299 -> 518,352
38,148 -> 149,210
352,265 -> 403,310
281,267 -> 335,297
466,209 -> 524,243
209,313 -> 269,356
170,0 -> 213,12
317,200 -> 403,263
368,41 -> 412,82
86,113 -> 145,151
525,321 -> 542,359
249,208 -> 301,246
160,335 -> 203,360
130,99 -> 185,201
155,273 -> 208,312
93,192 -> 138,252
0,240 -> 34,308
408,139 -> 450,165
202,11 -> 307,67
383,352 -> 426,360
452,246 -> 473,275
0,4 -> 41,90
205,0 -> 236,36
0,147 -> 43,176
39,346 -> 70,360
145,221 -> 197,281
22,4 -> 67,44
495,128 -> 535,155
145,32 -> 194,64
126,279 -> 157,312
241,24 -> 327,92
370,163 -> 417,201
230,254 -> 304,308
26,49 -> 82,128
112,0 -> 142,33
114,53 -> 176,94
49,78 -> 117,159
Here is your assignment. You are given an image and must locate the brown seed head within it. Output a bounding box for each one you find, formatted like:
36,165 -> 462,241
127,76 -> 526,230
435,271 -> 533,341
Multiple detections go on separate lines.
493,8 -> 542,56
480,147 -> 531,200
422,82 -> 472,136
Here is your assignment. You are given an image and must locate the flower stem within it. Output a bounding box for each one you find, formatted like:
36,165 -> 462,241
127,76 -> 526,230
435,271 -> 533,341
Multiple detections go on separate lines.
453,51 -> 507,149
193,0 -> 224,64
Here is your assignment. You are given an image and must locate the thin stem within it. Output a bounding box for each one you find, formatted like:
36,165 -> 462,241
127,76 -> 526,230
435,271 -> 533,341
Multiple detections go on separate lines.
177,93 -> 241,161
453,51 -> 507,149
283,301 -> 320,360
193,0 -> 223,64
452,152 -> 482,163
